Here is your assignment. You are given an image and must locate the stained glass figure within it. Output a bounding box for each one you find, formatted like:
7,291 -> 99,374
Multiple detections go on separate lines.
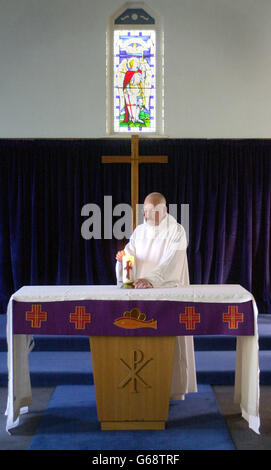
113,30 -> 156,133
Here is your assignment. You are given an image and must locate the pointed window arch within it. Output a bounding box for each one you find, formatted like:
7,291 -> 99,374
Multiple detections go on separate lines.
106,3 -> 164,135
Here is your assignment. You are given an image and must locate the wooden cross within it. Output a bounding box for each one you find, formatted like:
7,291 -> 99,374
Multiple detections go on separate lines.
102,135 -> 168,230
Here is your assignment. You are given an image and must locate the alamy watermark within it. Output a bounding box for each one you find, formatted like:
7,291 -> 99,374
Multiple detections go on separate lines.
81,196 -> 189,246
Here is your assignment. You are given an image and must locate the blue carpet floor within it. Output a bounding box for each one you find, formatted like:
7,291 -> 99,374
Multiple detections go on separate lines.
29,384 -> 235,450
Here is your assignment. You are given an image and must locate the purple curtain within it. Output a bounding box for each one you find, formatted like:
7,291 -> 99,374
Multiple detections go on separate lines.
0,139 -> 270,313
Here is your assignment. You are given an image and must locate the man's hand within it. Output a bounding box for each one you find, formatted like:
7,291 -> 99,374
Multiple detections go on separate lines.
115,250 -> 125,263
134,278 -> 153,289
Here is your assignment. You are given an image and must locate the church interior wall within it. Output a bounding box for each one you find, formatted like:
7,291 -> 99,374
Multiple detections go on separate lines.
0,0 -> 270,138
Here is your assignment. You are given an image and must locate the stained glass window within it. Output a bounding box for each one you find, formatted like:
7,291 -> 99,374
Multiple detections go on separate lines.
107,4 -> 163,135
113,30 -> 156,133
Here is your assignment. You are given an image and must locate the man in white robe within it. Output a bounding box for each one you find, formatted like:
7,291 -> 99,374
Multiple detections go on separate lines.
115,192 -> 197,399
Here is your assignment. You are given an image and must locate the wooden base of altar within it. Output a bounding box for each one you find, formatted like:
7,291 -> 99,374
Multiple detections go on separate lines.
89,336 -> 176,431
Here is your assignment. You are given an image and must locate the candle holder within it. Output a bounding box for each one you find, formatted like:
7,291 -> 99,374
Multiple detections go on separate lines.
121,282 -> 134,289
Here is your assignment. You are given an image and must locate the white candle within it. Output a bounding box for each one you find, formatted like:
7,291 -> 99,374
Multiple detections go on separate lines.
122,254 -> 135,284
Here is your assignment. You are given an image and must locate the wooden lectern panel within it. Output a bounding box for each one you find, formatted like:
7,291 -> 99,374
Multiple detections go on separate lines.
90,336 -> 175,430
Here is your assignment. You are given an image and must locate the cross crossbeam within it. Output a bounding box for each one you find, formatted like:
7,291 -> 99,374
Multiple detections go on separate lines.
102,135 -> 168,230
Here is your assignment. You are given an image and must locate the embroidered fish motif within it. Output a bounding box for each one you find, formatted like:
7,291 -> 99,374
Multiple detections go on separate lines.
114,317 -> 157,330
113,308 -> 157,330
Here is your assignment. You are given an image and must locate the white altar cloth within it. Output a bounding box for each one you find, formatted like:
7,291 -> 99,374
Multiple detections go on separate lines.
5,284 -> 260,434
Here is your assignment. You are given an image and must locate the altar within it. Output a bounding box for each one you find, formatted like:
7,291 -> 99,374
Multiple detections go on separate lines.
5,284 -> 260,434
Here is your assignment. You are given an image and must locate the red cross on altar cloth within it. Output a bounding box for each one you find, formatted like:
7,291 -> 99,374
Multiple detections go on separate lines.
69,306 -> 91,329
223,305 -> 244,329
25,304 -> 47,328
179,306 -> 201,330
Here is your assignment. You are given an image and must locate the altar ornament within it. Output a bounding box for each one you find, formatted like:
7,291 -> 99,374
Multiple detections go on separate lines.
122,253 -> 135,288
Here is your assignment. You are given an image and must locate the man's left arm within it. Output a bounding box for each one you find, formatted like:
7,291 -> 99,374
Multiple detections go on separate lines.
140,226 -> 188,288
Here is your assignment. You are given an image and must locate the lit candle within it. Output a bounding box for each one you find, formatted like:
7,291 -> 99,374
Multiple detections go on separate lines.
122,253 -> 135,285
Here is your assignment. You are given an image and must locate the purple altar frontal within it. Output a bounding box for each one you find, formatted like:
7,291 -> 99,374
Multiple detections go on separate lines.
12,298 -> 254,337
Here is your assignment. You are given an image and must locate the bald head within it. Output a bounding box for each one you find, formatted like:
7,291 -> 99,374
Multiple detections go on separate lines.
143,192 -> 167,226
144,192 -> 166,206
